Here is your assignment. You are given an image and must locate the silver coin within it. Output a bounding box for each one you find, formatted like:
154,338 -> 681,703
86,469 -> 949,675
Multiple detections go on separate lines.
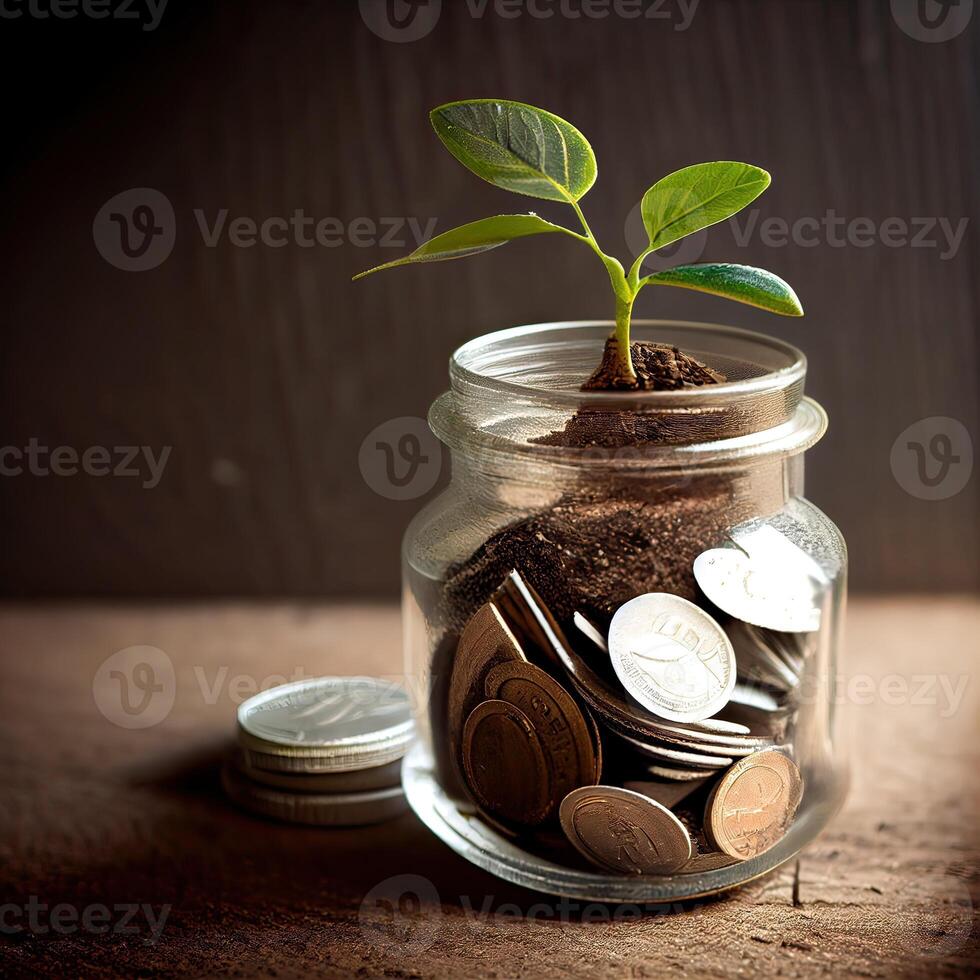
221,760 -> 407,826
645,764 -> 716,782
694,526 -> 825,633
727,621 -> 801,692
729,522 -> 831,586
573,611 -> 608,654
730,683 -> 785,715
608,594 -> 736,723
617,732 -> 732,769
646,720 -> 773,749
549,628 -> 756,744
237,676 -> 414,772
768,629 -> 808,675
593,708 -> 771,759
637,729 -> 762,758
235,751 -> 403,792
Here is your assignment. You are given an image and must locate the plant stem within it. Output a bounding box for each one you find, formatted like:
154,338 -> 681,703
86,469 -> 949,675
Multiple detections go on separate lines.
570,199 -> 597,243
568,198 -> 638,385
614,292 -> 637,384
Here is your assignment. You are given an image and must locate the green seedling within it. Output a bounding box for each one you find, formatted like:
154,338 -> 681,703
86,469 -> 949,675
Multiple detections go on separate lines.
355,99 -> 803,388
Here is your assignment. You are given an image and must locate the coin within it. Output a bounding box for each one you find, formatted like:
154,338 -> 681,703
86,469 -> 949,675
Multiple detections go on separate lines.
619,734 -> 748,769
704,750 -> 804,860
235,750 -> 403,793
573,611 -> 608,654
729,523 -> 829,589
551,618 -> 753,741
694,526 -> 824,633
559,786 -> 692,875
462,699 -> 553,826
679,850 -> 739,873
491,570 -> 570,669
484,660 -> 597,816
583,698 -> 604,783
221,759 -> 407,826
644,720 -> 770,748
608,594 -> 737,723
645,764 -> 718,782
730,682 -> 785,714
727,620 -> 801,692
616,732 -> 733,769
448,602 -> 527,782
236,676 -> 413,772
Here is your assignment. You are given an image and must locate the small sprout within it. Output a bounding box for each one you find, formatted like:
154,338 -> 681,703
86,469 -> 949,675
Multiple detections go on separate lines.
355,99 -> 803,390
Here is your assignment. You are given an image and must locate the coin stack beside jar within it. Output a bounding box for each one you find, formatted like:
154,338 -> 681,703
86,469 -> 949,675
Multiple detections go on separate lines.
224,677 -> 414,826
446,517 -> 822,876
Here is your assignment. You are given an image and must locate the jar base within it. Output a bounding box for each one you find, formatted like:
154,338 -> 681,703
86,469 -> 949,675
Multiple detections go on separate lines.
403,742 -> 848,903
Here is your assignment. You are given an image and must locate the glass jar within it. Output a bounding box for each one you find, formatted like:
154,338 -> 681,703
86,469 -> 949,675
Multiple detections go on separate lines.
401,320 -> 848,901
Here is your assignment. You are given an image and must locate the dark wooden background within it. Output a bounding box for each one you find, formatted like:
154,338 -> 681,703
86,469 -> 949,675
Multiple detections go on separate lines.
1,0 -> 977,597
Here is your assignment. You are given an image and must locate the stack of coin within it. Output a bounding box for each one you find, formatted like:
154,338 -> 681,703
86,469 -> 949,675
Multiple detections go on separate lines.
445,523 -> 817,875
450,572 -> 601,830
726,619 -> 806,695
224,676 -> 413,826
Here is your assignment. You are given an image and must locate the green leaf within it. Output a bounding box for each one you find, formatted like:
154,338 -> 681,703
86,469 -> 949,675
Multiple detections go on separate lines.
639,263 -> 804,316
640,162 -> 770,252
430,99 -> 597,203
352,213 -> 567,279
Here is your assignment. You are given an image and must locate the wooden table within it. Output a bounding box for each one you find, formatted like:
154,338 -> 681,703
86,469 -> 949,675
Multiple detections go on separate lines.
0,598 -> 976,978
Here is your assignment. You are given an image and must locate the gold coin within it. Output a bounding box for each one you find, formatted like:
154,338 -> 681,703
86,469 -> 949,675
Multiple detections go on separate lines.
462,699 -> 553,827
704,750 -> 804,860
484,660 -> 597,817
448,603 -> 527,785
559,785 -> 692,875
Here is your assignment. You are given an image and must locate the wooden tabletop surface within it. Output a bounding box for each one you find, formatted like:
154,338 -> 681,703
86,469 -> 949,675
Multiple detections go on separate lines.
0,597 -> 976,979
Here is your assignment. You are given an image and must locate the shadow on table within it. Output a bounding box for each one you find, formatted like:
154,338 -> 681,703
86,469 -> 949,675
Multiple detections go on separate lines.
115,739 -> 732,921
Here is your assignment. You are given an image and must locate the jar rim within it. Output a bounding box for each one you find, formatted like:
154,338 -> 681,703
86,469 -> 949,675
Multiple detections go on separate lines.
450,319 -> 807,409
434,320 -> 826,470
